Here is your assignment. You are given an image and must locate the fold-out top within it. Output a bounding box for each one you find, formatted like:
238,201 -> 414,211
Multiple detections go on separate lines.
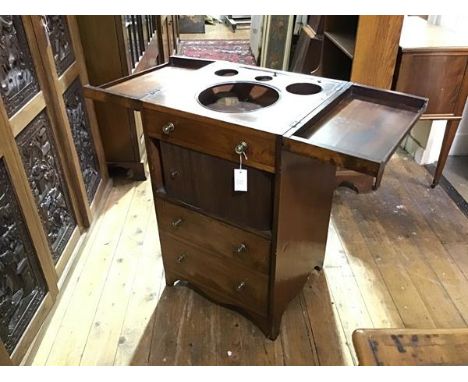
84,56 -> 427,178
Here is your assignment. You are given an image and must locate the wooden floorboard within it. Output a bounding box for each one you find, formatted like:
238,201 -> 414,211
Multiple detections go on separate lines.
26,151 -> 468,366
80,180 -> 154,365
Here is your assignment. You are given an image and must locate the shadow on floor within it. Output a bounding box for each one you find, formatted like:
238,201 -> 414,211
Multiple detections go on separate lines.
130,271 -> 352,366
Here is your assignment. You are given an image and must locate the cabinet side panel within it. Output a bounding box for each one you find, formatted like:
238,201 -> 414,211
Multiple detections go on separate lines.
270,149 -> 336,333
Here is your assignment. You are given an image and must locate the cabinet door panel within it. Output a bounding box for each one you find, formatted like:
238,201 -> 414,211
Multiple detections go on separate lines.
63,78 -> 101,202
0,15 -> 40,117
0,159 -> 47,355
160,141 -> 274,233
16,110 -> 77,263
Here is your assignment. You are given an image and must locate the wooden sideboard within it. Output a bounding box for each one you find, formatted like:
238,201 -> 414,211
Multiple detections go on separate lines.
77,15 -> 179,180
0,15 -> 109,365
85,56 -> 426,338
393,16 -> 468,187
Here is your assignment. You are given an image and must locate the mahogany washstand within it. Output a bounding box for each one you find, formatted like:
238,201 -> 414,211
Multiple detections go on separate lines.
85,56 -> 427,339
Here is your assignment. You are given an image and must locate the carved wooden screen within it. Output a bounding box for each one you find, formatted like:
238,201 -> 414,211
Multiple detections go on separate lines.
0,15 -> 108,365
17,111 -> 77,263
0,16 -> 40,117
44,16 -> 75,76
0,159 -> 47,355
32,15 -> 107,217
63,79 -> 101,202
0,15 -> 80,271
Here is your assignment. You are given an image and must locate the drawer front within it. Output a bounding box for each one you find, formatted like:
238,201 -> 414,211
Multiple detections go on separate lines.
159,141 -> 274,233
161,233 -> 269,316
156,198 -> 271,274
142,110 -> 276,173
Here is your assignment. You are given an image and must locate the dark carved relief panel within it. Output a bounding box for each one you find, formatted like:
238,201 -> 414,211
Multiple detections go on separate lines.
44,16 -> 75,77
0,15 -> 40,117
64,79 -> 100,202
17,111 -> 77,264
0,159 -> 47,355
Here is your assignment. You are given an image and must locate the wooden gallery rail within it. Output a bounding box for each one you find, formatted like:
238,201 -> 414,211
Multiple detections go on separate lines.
0,15 -> 110,365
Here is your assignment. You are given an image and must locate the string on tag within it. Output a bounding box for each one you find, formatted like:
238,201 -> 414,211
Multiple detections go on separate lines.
239,151 -> 247,170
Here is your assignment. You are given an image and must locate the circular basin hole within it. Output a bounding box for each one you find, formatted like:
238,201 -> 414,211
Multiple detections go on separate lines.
286,82 -> 322,95
198,82 -> 279,113
215,69 -> 239,77
255,75 -> 273,81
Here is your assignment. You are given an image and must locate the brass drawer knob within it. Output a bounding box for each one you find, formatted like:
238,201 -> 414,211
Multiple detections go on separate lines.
234,243 -> 247,254
162,122 -> 175,135
171,218 -> 183,228
234,141 -> 248,155
236,281 -> 246,292
170,170 -> 179,179
177,254 -> 186,263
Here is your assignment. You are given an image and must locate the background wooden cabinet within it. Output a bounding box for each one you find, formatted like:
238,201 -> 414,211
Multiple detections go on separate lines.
393,16 -> 468,186
77,15 -> 179,180
0,15 -> 109,365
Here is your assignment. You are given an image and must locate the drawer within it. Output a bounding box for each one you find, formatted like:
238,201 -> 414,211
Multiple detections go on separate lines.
142,110 -> 276,173
160,233 -> 269,316
159,141 -> 274,233
155,198 -> 271,274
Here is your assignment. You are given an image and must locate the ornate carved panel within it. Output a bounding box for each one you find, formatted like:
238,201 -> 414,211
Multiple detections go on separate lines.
17,111 -> 77,264
45,16 -> 75,77
0,159 -> 47,355
63,79 -> 100,202
0,15 -> 40,118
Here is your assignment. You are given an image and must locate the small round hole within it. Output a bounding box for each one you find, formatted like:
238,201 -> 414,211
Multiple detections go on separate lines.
255,75 -> 273,81
286,82 -> 322,95
215,69 -> 239,77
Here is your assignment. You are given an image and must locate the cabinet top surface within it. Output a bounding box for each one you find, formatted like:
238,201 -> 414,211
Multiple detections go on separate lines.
85,56 -> 427,177
400,16 -> 468,52
104,58 -> 347,135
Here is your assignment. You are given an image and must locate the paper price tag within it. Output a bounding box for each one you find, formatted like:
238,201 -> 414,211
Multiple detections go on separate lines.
234,169 -> 248,192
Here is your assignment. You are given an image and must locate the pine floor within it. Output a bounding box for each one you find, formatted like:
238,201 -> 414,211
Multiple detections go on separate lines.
24,151 -> 468,366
